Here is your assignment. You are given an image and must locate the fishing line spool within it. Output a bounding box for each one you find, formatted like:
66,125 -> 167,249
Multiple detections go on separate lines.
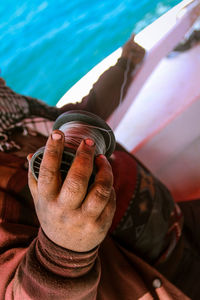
30,110 -> 116,182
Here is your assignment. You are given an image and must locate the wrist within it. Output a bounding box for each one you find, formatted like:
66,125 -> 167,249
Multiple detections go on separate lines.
36,228 -> 99,277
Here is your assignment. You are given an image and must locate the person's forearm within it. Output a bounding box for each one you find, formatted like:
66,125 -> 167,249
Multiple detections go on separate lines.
1,228 -> 100,300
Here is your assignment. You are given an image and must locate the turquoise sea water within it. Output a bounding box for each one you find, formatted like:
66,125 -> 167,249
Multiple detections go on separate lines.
1,0 -> 180,106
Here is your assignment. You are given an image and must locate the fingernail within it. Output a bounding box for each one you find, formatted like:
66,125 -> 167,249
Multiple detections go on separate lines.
96,154 -> 105,159
84,138 -> 95,147
27,154 -> 32,161
52,132 -> 62,140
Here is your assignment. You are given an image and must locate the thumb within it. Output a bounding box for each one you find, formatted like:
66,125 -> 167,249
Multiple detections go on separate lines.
27,153 -> 38,203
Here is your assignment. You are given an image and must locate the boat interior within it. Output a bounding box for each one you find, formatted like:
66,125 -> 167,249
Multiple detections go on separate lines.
57,0 -> 200,202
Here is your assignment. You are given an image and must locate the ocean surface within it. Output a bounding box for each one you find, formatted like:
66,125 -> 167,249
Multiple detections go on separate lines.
1,0 -> 180,106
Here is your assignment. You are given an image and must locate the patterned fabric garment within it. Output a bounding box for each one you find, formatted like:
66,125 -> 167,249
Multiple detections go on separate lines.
0,78 -> 59,152
111,161 -> 183,264
0,77 -> 183,269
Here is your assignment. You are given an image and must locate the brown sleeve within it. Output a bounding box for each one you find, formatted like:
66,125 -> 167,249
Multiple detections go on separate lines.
2,228 -> 100,300
0,155 -> 100,300
60,57 -> 135,121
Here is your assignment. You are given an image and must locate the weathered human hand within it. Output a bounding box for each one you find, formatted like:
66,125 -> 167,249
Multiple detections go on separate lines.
121,34 -> 145,65
28,130 -> 116,252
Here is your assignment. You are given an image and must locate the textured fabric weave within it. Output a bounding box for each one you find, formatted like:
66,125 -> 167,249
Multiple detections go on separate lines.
0,78 -> 58,152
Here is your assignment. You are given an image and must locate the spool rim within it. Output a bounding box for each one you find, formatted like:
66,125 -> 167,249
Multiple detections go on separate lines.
30,146 -> 76,181
30,146 -> 45,181
53,110 -> 116,157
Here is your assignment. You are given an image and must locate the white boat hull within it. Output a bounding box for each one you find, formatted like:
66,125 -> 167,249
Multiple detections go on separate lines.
57,0 -> 200,201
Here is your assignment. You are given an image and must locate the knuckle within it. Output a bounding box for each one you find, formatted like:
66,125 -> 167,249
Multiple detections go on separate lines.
94,183 -> 111,200
105,189 -> 116,213
39,165 -> 57,182
73,171 -> 89,186
66,173 -> 87,193
45,145 -> 60,159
